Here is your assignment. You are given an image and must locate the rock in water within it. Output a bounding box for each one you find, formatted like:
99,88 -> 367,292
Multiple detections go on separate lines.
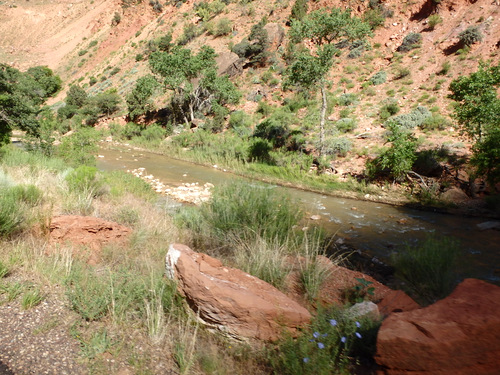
375,278 -> 500,374
165,244 -> 311,341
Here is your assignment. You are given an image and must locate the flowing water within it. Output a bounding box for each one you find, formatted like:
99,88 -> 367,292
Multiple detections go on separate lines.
97,145 -> 500,284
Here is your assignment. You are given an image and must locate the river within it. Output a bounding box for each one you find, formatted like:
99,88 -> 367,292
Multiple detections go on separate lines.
97,145 -> 500,284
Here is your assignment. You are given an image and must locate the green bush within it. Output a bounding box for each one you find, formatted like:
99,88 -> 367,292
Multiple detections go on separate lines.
335,118 -> 357,133
322,137 -> 352,157
65,165 -> 105,197
458,26 -> 483,47
391,235 -> 460,305
253,119 -> 290,148
393,66 -> 411,80
420,114 -> 451,131
269,307 -> 381,375
177,23 -> 203,46
397,32 -> 422,52
391,106 -> 431,130
248,138 -> 273,163
141,124 -> 166,141
367,121 -> 417,181
0,187 -> 26,237
437,61 -> 451,75
194,0 -> 225,21
57,127 -> 99,166
427,14 -> 442,30
122,122 -> 143,140
337,93 -> 358,106
229,110 -> 252,129
213,18 -> 232,37
379,100 -> 400,120
369,71 -> 386,85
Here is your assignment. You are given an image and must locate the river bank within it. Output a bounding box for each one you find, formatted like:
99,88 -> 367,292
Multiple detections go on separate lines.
100,138 -> 500,220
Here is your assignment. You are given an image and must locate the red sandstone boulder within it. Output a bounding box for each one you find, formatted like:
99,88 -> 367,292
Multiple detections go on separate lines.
165,244 -> 311,341
375,278 -> 500,375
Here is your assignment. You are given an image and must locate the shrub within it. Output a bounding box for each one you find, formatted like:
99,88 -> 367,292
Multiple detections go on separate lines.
57,127 -> 99,166
335,118 -> 357,133
393,66 -> 411,80
347,45 -> 364,59
427,14 -> 442,30
248,138 -> 273,163
367,121 -> 417,181
229,110 -> 251,129
78,49 -> 88,57
122,122 -> 143,140
391,106 -> 431,129
65,165 -> 105,197
337,93 -> 358,106
397,32 -> 422,52
194,0 -> 225,22
322,137 -> 352,157
458,26 -> 483,47
213,18 -> 232,37
109,67 -> 120,76
391,235 -> 460,305
420,114 -> 451,131
379,100 -> 400,120
369,71 -> 386,85
269,307 -> 381,375
178,23 -> 202,45
290,0 -> 308,21
253,119 -> 290,148
135,53 -> 144,62
112,12 -> 121,26
437,61 -> 451,75
0,187 -> 26,237
140,124 -> 166,141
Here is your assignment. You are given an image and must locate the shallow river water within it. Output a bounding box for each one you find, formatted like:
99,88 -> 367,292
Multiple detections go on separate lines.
97,145 -> 500,284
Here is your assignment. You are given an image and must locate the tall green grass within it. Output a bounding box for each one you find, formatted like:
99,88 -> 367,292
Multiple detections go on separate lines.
391,235 -> 461,304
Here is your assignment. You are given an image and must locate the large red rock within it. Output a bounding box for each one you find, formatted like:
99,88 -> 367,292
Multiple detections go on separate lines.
165,244 -> 311,341
376,278 -> 500,375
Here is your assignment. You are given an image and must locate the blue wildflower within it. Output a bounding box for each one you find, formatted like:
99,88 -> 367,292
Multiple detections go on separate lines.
355,321 -> 361,328
317,342 -> 325,349
322,333 -> 328,337
341,336 -> 347,343
329,319 -> 337,326
355,332 -> 362,339
313,331 -> 320,339
303,357 -> 310,363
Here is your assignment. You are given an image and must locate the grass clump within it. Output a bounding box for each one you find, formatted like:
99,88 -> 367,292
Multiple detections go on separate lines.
391,106 -> 431,130
177,181 -> 302,249
22,287 -> 44,309
391,235 -> 460,305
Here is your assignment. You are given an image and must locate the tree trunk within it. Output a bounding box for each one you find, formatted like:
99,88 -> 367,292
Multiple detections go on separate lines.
319,84 -> 327,157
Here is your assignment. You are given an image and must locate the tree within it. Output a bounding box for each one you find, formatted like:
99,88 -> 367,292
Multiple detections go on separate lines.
149,46 -> 240,125
0,64 -> 60,146
449,63 -> 500,188
126,75 -> 159,121
286,9 -> 372,155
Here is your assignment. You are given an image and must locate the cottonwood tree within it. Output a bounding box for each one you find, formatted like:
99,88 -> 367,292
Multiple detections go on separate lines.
285,9 -> 372,155
149,46 -> 240,126
449,63 -> 500,188
0,64 -> 61,146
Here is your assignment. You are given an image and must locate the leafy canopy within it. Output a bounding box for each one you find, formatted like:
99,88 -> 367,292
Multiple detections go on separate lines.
1,64 -> 61,146
449,63 -> 500,187
290,8 -> 372,46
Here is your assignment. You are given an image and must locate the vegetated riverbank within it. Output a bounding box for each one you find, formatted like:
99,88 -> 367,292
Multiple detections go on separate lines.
101,134 -> 499,220
0,145 -> 399,374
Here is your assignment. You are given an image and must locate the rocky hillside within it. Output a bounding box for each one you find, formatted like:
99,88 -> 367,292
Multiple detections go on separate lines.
1,0 -> 499,187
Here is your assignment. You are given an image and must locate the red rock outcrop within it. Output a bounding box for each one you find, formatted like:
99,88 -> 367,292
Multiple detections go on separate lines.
49,215 -> 132,264
375,278 -> 500,375
165,243 -> 311,341
285,255 -> 420,314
